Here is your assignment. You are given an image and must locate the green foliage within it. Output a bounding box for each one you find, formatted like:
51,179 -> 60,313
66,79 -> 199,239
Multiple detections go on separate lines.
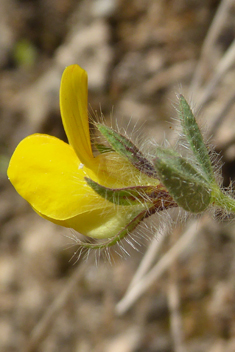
154,147 -> 211,213
178,95 -> 214,183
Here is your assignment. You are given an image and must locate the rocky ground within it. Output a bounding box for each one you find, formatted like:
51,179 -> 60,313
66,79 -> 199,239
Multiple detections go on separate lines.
1,0 -> 235,351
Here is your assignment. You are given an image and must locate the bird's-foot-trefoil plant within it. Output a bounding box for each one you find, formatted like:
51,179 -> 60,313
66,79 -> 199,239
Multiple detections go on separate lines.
7,64 -> 235,253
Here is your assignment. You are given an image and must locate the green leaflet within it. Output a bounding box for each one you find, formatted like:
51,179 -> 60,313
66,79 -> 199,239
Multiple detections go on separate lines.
154,147 -> 211,213
96,123 -> 157,179
155,147 -> 208,183
85,177 -> 156,206
178,95 -> 214,183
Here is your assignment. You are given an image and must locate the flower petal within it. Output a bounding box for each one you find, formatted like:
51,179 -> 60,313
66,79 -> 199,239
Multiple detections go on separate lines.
36,205 -> 145,239
7,134 -> 112,220
93,152 -> 161,189
60,65 -> 94,167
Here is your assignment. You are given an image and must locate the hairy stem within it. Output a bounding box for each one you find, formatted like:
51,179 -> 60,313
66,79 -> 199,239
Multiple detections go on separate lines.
211,186 -> 235,214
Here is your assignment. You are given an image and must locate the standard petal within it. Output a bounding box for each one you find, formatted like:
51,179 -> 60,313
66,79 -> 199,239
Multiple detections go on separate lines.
60,65 -> 94,167
7,134 -> 112,220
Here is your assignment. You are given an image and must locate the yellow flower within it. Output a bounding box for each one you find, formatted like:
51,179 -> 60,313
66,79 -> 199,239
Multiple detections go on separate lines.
7,65 -> 162,239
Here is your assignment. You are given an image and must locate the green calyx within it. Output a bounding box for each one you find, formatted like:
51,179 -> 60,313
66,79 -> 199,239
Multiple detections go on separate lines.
94,143 -> 114,154
96,123 -> 157,179
85,177 -> 159,206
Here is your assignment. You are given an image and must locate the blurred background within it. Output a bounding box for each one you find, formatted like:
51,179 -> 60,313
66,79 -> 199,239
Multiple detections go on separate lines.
1,0 -> 235,351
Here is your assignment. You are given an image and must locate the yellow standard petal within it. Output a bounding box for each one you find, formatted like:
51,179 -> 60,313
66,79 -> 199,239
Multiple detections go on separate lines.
60,64 -> 94,167
7,134 -> 113,220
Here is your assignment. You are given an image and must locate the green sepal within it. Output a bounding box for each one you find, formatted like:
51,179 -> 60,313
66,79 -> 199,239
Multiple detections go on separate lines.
154,147 -> 211,213
95,143 -> 114,154
85,177 -> 158,206
96,123 -> 157,179
178,95 -> 214,182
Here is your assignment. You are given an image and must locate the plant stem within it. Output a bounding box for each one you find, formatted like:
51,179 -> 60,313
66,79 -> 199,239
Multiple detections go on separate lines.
211,186 -> 235,213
